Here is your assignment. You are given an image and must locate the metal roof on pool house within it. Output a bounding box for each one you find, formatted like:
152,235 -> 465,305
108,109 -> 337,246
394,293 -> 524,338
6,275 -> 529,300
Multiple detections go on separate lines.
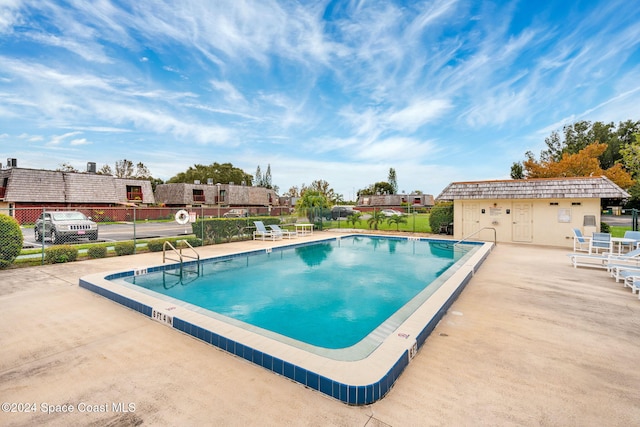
436,176 -> 630,201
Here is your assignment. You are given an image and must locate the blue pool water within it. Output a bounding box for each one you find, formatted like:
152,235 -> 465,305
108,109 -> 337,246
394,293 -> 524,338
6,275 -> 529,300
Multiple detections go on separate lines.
123,236 -> 471,350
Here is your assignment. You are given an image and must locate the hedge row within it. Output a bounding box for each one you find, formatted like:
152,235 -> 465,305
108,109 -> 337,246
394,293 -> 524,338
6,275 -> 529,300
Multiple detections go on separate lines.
192,217 -> 280,244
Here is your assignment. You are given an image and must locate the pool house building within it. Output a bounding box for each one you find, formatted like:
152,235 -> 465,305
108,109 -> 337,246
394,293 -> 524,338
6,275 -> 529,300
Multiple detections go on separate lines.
436,176 -> 630,247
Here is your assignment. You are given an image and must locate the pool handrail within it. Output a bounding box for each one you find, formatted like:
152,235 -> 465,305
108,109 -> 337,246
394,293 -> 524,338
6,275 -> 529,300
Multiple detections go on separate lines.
453,227 -> 497,247
162,240 -> 200,265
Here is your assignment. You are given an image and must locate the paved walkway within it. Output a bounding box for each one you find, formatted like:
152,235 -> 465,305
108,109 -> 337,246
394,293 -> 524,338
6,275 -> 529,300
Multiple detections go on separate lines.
1,233 -> 639,426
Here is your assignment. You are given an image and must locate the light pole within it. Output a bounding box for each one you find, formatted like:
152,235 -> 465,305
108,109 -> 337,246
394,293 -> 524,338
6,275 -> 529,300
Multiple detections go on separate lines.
216,183 -> 221,218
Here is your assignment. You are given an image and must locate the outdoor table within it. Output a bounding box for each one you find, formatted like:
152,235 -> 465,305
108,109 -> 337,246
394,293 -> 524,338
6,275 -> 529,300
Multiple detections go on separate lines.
611,237 -> 636,254
295,223 -> 313,236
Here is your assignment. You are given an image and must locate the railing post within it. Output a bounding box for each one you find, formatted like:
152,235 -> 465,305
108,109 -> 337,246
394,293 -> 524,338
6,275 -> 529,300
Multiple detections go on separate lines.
133,206 -> 137,254
41,207 -> 46,265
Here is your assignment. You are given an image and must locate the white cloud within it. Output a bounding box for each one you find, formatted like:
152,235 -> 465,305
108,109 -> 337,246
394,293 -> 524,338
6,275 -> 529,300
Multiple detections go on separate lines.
70,138 -> 90,146
210,79 -> 246,104
0,0 -> 22,33
387,99 -> 452,131
48,131 -> 82,146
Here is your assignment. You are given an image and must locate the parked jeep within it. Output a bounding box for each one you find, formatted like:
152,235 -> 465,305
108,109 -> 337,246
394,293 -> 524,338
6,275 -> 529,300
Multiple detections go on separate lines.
34,211 -> 98,244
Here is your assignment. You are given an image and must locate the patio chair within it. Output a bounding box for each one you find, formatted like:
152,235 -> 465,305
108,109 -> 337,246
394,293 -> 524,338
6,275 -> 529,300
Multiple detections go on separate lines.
269,224 -> 297,239
589,232 -> 612,254
572,228 -> 591,252
623,230 -> 640,250
253,221 -> 282,241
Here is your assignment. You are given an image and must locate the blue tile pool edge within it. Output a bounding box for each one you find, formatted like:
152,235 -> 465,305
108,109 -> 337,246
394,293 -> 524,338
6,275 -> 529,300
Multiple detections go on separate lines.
79,240 -> 492,405
79,268 -> 479,405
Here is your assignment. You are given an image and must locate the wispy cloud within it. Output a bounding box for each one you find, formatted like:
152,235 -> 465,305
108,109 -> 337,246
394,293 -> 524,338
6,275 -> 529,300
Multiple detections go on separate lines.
47,132 -> 82,146
0,0 -> 638,197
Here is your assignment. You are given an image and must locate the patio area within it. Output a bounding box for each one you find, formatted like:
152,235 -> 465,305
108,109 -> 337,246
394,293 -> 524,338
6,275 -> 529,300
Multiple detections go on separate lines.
1,232 -> 639,426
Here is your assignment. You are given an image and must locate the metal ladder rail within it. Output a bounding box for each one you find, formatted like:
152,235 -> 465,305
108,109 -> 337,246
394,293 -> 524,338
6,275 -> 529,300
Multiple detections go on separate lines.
162,240 -> 201,286
162,240 -> 201,264
453,227 -> 497,247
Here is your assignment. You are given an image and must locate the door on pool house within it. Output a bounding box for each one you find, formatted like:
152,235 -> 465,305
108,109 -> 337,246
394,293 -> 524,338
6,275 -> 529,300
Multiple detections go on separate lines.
512,202 -> 533,242
461,203 -> 480,238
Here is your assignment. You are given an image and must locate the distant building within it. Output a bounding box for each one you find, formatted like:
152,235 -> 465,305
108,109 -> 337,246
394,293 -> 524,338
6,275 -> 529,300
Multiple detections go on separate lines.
0,162 -> 155,223
154,182 -> 279,208
357,193 -> 434,209
0,166 -> 155,209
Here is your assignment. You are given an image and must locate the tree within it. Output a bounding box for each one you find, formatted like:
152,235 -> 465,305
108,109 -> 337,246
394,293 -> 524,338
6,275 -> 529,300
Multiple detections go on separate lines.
135,162 -> 151,179
357,181 -> 394,196
167,162 -> 252,185
529,120 -> 640,171
284,186 -> 300,198
301,180 -> 338,204
254,165 -> 263,187
388,168 -> 398,194
367,210 -> 387,230
620,134 -> 640,179
115,159 -> 135,178
523,143 -> 634,189
346,211 -> 362,227
264,164 -> 272,189
296,190 -> 329,222
57,163 -> 78,172
387,214 -> 407,231
98,165 -> 113,175
510,162 -> 524,179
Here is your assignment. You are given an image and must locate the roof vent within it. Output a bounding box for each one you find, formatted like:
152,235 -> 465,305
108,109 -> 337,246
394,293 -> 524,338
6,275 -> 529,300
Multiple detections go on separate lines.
194,180 -> 201,185
7,158 -> 17,168
87,162 -> 96,173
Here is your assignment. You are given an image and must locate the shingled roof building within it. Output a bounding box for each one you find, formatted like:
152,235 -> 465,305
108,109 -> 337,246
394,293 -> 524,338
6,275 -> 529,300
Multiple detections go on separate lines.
436,176 -> 630,247
0,167 -> 155,211
357,193 -> 435,209
154,182 -> 279,208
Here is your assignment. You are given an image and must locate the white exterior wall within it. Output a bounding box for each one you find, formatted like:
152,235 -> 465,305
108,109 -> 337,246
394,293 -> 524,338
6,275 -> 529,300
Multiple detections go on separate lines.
452,198 -> 601,247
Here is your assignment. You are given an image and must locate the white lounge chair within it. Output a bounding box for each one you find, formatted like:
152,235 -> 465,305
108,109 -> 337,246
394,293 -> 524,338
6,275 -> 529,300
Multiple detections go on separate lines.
606,248 -> 640,280
269,224 -> 297,239
619,270 -> 640,298
572,228 -> 591,252
569,246 -> 640,270
253,221 -> 282,241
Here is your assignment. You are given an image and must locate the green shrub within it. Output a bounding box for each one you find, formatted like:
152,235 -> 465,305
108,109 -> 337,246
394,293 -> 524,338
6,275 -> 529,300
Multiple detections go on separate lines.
45,245 -> 78,264
0,214 -> 24,269
87,245 -> 107,259
146,239 -> 167,252
184,237 -> 203,247
429,202 -> 453,234
193,217 -> 279,244
600,222 -> 610,233
114,241 -> 135,256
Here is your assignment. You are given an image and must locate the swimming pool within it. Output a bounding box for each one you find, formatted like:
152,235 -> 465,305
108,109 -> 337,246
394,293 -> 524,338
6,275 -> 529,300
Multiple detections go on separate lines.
80,234 -> 493,405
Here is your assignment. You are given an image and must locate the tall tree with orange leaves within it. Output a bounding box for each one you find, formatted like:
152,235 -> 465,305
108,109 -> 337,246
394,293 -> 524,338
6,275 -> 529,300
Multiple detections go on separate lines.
523,143 -> 634,189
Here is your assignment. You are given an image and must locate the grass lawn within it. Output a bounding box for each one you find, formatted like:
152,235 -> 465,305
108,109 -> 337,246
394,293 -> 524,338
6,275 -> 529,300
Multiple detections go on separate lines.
609,225 -> 632,237
320,213 -> 434,233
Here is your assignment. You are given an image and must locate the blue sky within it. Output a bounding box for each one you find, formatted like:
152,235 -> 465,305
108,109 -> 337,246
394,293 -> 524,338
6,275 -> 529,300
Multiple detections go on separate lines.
1,0 -> 639,200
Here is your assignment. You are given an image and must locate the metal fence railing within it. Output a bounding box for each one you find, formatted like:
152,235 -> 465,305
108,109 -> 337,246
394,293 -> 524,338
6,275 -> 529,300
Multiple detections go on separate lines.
0,205 -> 433,268
0,206 -> 296,267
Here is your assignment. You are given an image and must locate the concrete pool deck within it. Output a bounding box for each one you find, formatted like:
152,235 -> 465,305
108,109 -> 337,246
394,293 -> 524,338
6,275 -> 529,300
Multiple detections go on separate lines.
1,232 -> 639,426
